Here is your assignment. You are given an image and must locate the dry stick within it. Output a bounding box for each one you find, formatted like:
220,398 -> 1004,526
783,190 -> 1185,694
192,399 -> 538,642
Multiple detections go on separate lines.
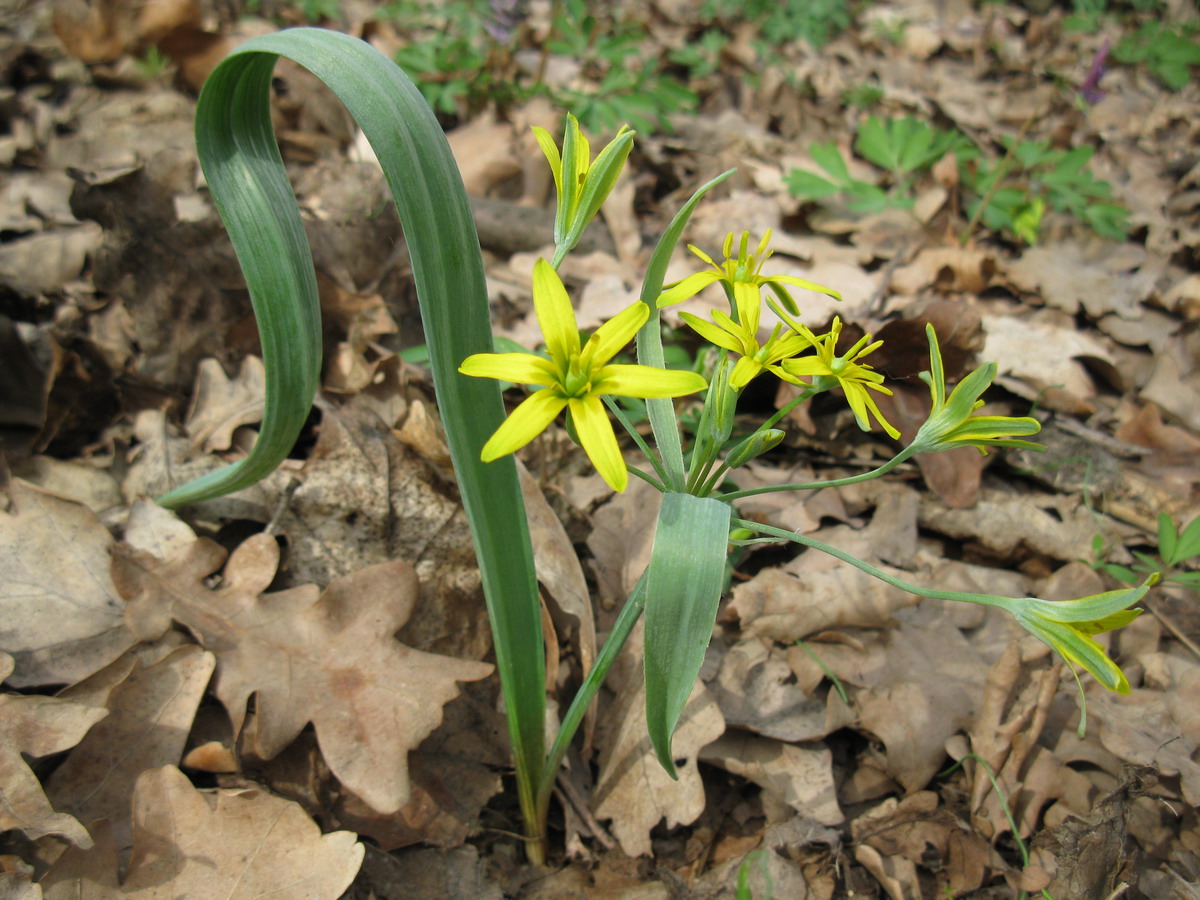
958,106 -> 1040,247
553,773 -> 617,851
1145,598 -> 1200,660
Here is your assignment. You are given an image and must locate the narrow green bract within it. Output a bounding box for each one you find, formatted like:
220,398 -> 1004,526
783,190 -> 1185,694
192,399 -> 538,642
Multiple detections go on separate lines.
643,492 -> 732,776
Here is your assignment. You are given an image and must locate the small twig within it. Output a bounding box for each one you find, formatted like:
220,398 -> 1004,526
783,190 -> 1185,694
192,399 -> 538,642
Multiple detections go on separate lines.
1145,597 -> 1200,661
554,773 -> 617,851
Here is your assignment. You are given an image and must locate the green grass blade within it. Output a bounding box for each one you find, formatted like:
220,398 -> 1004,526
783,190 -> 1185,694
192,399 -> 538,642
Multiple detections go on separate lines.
643,492 -> 731,776
157,28 -> 545,852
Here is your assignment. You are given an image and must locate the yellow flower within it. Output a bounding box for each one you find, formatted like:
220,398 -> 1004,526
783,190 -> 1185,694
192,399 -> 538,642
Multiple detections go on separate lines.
678,282 -> 814,390
459,259 -> 707,492
657,230 -> 840,316
778,315 -> 901,440
531,114 -> 634,264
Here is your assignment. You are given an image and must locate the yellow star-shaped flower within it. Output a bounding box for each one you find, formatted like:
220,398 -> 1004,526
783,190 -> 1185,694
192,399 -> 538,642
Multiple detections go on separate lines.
778,315 -> 901,440
459,259 -> 707,491
657,230 -> 840,316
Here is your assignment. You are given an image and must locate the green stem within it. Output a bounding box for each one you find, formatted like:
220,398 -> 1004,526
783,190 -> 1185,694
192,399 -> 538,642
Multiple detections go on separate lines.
730,517 -> 1014,609
696,386 -> 820,497
719,444 -> 917,501
603,395 -> 670,488
535,573 -> 647,842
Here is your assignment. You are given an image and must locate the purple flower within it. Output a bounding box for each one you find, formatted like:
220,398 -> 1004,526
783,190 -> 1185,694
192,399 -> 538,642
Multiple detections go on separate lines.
485,0 -> 521,43
1081,40 -> 1110,105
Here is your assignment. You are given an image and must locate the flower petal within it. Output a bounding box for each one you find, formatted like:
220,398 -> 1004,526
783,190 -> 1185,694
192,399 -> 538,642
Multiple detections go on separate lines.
843,382 -> 901,439
658,270 -> 723,307
531,126 -> 563,206
780,356 -> 832,378
769,273 -> 843,300
459,352 -> 558,385
569,396 -> 627,491
729,354 -> 763,390
581,301 -> 649,368
595,364 -> 707,398
532,258 -> 580,364
480,389 -> 566,460
680,312 -> 744,355
732,280 -> 761,334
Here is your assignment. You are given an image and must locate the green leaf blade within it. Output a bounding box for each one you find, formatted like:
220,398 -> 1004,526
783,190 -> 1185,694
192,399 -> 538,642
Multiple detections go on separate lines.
643,493 -> 732,777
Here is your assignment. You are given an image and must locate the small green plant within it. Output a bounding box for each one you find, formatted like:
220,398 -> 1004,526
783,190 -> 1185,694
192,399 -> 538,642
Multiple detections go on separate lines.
842,82 -> 885,110
785,115 -> 971,214
1113,21 -> 1200,90
384,0 -> 696,131
134,45 -> 172,79
1091,513 -> 1200,589
701,0 -> 853,51
961,140 -> 1129,243
668,28 -> 729,81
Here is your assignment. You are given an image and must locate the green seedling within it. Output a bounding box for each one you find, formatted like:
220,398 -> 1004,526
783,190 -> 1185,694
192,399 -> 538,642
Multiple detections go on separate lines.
1113,21 -> 1200,90
962,140 -> 1129,243
786,115 -> 971,214
1091,513 -> 1200,589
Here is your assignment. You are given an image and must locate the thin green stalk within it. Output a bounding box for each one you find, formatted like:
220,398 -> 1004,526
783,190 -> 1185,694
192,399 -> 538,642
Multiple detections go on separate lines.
637,169 -> 735,491
603,395 -> 669,488
719,445 -> 917,501
731,517 -> 1013,608
536,574 -> 648,839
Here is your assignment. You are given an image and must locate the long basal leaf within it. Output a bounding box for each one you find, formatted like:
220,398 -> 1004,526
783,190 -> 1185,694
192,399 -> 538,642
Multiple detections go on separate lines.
643,492 -> 731,776
155,27 -> 544,848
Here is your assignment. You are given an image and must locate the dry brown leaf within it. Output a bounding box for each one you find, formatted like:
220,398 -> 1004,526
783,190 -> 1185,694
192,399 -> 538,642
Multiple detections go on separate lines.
0,871 -> 41,899
182,356 -> 265,452
8,457 -> 122,516
41,766 -> 362,899
726,523 -> 918,643
1141,331 -> 1200,433
592,671 -> 725,857
45,644 -> 215,847
0,652 -> 106,848
705,637 -> 827,742
0,225 -> 103,296
1004,243 -> 1155,319
981,311 -> 1114,408
586,477 -> 661,606
700,732 -> 842,826
891,246 -> 999,295
117,534 -> 493,813
0,479 -> 135,687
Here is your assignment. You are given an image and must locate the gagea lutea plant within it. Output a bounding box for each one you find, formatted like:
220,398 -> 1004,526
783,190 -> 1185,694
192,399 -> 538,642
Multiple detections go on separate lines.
164,28 -> 1151,864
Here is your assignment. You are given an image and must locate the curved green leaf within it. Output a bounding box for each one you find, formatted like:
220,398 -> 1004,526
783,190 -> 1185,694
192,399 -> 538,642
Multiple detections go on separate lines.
156,27 -> 544,851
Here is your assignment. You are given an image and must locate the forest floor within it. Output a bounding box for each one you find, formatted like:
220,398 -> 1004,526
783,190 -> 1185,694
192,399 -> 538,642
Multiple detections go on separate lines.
2,0 -> 1199,897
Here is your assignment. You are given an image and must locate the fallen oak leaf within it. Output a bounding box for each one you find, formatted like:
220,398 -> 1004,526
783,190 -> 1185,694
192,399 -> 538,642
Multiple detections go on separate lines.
0,479 -> 135,687
41,766 -> 363,899
45,644 -> 216,848
0,651 -> 107,847
116,534 -> 494,813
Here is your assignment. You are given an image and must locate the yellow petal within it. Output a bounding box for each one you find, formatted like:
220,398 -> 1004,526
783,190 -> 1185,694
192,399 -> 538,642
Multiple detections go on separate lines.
779,356 -> 831,378
459,352 -> 558,385
843,382 -> 900,440
530,126 -> 563,205
481,389 -> 567,460
595,364 -> 707,398
680,312 -> 743,355
569,396 -> 626,491
532,258 -> 580,364
657,270 -> 723,307
581,301 -> 649,368
688,243 -> 718,268
769,274 -> 843,300
729,355 -> 763,390
732,280 -> 761,334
